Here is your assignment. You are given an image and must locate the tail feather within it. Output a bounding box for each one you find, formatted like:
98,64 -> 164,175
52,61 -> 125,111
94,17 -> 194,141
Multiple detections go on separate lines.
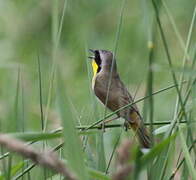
126,121 -> 152,148
127,111 -> 152,148
136,124 -> 151,148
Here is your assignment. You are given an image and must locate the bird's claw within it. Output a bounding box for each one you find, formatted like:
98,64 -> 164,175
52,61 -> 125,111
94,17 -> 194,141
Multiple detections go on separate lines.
124,121 -> 129,131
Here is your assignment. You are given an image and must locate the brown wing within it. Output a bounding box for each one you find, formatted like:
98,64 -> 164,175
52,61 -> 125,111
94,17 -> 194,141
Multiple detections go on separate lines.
117,80 -> 151,148
115,79 -> 142,122
94,73 -> 141,122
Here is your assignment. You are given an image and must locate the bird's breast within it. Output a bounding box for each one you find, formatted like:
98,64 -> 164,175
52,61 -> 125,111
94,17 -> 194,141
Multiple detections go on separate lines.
92,74 -> 120,111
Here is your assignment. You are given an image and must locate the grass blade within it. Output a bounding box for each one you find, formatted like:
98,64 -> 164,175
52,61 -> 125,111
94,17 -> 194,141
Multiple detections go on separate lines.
140,133 -> 177,167
179,126 -> 196,179
88,168 -> 111,180
57,71 -> 88,180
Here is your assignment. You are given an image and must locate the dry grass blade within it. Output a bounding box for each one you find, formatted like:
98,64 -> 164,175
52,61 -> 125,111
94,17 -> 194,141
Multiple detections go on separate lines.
112,165 -> 132,180
0,134 -> 77,180
112,139 -> 133,180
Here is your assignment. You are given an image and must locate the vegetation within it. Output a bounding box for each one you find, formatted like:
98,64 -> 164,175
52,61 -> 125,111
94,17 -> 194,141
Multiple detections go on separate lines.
0,0 -> 195,179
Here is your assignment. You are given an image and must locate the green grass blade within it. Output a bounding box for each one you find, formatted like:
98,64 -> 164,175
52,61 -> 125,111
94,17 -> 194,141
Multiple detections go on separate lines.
37,54 -> 44,131
57,71 -> 88,180
0,161 -> 25,179
88,168 -> 111,180
169,140 -> 196,179
179,126 -> 196,179
9,132 -> 62,142
152,0 -> 186,121
161,1 -> 190,60
140,133 -> 177,167
96,132 -> 106,172
0,129 -> 98,144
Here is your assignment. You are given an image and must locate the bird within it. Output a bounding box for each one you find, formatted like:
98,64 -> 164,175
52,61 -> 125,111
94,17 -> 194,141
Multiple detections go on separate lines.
88,49 -> 151,148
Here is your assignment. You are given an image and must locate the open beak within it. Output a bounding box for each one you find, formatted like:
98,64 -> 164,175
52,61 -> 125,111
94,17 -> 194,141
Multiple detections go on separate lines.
89,49 -> 95,53
88,49 -> 95,59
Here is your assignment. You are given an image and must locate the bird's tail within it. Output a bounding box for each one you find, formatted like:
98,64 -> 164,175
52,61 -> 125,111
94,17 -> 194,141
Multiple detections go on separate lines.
128,112 -> 152,148
135,122 -> 151,148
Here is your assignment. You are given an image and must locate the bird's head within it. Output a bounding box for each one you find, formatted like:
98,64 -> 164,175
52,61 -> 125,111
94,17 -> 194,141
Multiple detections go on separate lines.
88,49 -> 117,76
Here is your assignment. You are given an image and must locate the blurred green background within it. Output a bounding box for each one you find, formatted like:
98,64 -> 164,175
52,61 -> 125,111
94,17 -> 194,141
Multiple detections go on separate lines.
0,0 -> 195,179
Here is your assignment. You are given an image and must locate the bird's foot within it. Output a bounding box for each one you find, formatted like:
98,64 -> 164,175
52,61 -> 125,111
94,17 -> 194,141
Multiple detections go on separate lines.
123,121 -> 130,131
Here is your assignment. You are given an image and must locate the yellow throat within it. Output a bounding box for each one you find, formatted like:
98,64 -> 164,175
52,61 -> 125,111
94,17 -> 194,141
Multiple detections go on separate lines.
91,60 -> 99,89
91,60 -> 99,77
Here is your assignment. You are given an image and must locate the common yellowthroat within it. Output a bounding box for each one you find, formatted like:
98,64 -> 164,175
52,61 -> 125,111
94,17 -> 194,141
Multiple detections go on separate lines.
88,49 -> 151,148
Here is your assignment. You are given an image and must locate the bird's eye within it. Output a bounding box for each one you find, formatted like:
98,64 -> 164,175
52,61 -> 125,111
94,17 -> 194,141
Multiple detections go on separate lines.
94,50 -> 101,66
